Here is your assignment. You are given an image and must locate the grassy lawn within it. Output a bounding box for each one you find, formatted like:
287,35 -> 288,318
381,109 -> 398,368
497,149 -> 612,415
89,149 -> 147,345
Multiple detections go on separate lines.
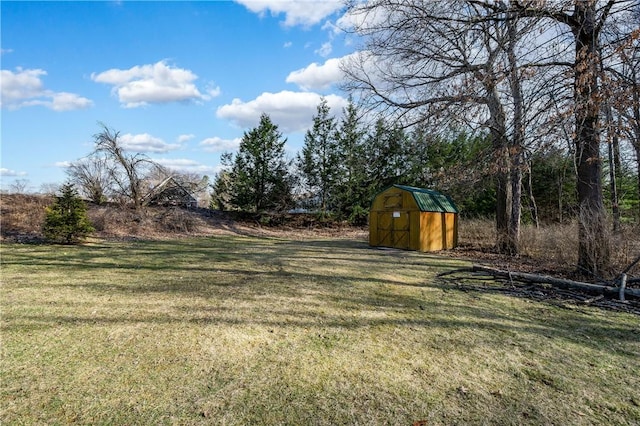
1,235 -> 639,425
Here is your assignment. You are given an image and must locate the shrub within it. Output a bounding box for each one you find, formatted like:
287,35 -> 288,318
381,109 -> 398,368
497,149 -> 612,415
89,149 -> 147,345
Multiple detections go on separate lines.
348,204 -> 369,226
43,183 -> 94,244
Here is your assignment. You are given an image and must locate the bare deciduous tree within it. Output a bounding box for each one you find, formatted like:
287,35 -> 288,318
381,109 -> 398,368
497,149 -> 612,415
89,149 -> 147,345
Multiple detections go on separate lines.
608,26 -> 640,219
66,155 -> 112,204
92,124 -> 159,209
510,0 -> 638,275
39,182 -> 61,196
9,179 -> 30,194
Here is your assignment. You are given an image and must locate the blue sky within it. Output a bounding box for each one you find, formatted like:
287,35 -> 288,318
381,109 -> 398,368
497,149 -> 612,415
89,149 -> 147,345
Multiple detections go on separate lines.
1,0 -> 356,191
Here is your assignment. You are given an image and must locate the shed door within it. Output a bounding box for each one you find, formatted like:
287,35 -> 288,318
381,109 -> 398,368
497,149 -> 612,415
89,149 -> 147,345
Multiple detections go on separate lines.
376,211 -> 410,249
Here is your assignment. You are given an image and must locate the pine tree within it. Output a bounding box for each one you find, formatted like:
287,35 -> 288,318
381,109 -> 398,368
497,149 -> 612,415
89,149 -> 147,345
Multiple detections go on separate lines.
297,98 -> 339,215
210,153 -> 234,211
364,118 -> 408,196
333,100 -> 368,223
228,114 -> 293,213
43,183 -> 94,244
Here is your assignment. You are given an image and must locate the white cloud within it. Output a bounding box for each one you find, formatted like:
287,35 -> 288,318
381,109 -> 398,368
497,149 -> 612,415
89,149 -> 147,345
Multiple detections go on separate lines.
216,90 -> 348,133
177,134 -> 196,143
1,48 -> 14,55
0,168 -> 27,177
47,92 -> 94,111
206,84 -> 222,98
336,3 -> 386,31
286,54 -> 355,90
315,42 -> 333,58
1,68 -> 45,103
91,60 -> 217,108
200,136 -> 242,153
153,158 -> 218,175
0,68 -> 93,111
53,161 -> 72,168
234,0 -> 343,27
120,133 -> 182,153
283,41 -> 293,48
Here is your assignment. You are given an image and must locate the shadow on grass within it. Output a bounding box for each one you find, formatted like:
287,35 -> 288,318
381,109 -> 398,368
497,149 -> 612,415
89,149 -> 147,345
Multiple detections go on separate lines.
1,236 -> 465,274
3,236 -> 639,353
5,295 -> 639,355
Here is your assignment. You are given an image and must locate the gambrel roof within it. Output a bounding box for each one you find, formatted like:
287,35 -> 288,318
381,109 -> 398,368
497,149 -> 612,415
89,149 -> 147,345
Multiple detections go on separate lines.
380,184 -> 458,213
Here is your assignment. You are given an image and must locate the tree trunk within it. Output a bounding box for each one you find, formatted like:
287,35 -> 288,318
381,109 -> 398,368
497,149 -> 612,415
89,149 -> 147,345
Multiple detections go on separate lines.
636,145 -> 640,220
495,163 -> 511,253
524,166 -> 539,228
509,161 -> 522,255
507,12 -> 524,255
485,79 -> 512,254
631,65 -> 640,221
573,2 -> 610,276
605,106 -> 620,233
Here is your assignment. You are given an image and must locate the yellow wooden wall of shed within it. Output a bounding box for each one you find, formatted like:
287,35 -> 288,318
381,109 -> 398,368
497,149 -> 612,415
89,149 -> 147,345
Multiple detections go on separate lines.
444,212 -> 458,248
369,186 -> 418,248
417,212 -> 442,251
409,211 -> 421,251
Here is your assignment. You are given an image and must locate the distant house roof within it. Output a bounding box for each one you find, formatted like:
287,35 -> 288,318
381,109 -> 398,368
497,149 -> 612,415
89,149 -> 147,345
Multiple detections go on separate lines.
143,176 -> 198,208
388,184 -> 458,213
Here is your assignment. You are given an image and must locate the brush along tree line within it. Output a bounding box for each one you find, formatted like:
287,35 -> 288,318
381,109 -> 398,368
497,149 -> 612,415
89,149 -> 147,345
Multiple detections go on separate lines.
65,94 -> 638,263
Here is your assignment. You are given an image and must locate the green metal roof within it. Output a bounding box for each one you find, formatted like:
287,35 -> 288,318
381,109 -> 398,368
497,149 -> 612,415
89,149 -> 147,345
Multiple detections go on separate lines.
392,184 -> 459,213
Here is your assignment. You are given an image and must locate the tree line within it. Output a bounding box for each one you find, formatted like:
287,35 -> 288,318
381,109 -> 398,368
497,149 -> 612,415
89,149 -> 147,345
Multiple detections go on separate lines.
210,97 -> 638,228
63,88 -> 638,240
210,101 -> 497,224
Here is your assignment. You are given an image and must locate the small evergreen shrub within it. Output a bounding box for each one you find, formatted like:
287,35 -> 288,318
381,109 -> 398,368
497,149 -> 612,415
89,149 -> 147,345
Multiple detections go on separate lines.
348,204 -> 369,226
43,183 -> 94,244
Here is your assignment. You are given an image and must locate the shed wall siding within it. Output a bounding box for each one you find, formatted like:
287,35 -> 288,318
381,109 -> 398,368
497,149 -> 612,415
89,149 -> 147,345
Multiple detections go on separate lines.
409,211 -> 421,251
418,212 -> 443,251
444,213 -> 458,249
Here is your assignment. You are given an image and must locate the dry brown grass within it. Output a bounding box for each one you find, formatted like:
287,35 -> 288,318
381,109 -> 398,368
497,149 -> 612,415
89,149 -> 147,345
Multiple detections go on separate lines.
0,194 -> 366,242
0,193 -> 52,240
458,218 -> 640,278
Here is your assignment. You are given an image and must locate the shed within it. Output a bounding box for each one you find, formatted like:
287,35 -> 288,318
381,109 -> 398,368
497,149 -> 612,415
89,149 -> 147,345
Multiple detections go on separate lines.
369,184 -> 458,252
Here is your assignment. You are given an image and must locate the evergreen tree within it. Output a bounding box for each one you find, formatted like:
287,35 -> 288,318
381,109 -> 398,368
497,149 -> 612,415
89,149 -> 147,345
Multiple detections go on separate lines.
417,131 -> 496,218
333,100 -> 368,223
402,126 -> 432,187
364,118 -> 408,197
228,114 -> 293,213
210,153 -> 234,211
43,183 -> 94,244
297,98 -> 339,215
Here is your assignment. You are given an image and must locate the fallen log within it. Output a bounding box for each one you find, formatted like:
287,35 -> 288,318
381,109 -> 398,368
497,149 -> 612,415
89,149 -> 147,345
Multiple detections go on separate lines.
471,265 -> 640,299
